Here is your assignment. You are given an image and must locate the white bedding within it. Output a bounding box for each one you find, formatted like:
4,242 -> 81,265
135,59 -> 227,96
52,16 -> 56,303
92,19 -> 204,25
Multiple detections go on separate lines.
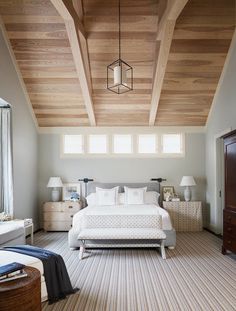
73,204 -> 172,231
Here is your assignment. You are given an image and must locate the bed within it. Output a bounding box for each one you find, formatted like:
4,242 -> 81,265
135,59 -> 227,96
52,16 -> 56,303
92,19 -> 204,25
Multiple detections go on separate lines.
68,182 -> 176,258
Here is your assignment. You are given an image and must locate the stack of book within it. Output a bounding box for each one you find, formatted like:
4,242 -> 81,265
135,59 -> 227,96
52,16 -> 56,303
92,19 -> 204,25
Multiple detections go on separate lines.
24,218 -> 33,226
0,262 -> 27,283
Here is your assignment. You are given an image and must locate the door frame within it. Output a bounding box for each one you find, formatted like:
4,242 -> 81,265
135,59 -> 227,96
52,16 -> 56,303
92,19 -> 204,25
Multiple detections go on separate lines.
214,128 -> 232,234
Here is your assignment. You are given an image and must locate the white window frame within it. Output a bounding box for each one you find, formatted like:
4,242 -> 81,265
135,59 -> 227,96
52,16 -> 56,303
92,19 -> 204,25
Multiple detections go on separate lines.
61,134 -> 85,157
137,134 -> 157,154
112,134 -> 133,155
160,133 -> 185,157
87,134 -> 108,154
60,132 -> 185,158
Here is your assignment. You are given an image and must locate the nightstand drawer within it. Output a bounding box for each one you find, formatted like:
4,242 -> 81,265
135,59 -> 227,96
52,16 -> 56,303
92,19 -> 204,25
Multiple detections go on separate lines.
61,202 -> 81,212
44,221 -> 72,231
43,202 -> 62,212
43,212 -> 75,222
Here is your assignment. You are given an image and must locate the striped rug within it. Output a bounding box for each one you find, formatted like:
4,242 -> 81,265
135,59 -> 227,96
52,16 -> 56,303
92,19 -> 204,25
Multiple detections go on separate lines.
35,231 -> 236,311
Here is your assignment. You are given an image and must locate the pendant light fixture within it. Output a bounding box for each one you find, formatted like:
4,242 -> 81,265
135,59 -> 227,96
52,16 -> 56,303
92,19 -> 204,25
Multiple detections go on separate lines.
107,0 -> 133,94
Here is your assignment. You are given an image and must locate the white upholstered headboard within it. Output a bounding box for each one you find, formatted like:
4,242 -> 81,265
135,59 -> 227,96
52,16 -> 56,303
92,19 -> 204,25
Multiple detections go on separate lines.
87,182 -> 160,195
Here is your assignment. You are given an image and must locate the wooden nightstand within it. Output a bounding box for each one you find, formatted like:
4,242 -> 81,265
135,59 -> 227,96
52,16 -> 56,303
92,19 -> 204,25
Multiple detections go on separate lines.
43,201 -> 81,231
163,201 -> 203,232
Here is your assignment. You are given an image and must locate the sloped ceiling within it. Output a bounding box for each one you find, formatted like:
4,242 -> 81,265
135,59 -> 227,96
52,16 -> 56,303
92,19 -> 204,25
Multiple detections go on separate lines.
0,0 -> 235,127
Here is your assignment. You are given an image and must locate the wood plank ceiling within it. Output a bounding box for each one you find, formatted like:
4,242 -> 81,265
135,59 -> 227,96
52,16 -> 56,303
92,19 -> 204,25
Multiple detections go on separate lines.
155,0 -> 235,126
0,0 -> 235,127
83,0 -> 159,126
0,0 -> 91,127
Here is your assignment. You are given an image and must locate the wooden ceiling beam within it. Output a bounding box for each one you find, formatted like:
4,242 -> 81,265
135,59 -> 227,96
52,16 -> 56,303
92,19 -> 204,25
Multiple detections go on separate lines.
51,0 -> 96,126
51,0 -> 86,38
72,0 -> 91,98
72,0 -> 84,23
149,0 -> 188,125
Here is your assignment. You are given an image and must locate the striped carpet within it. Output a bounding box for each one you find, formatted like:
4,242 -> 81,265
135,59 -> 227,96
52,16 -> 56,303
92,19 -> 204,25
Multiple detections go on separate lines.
34,231 -> 236,311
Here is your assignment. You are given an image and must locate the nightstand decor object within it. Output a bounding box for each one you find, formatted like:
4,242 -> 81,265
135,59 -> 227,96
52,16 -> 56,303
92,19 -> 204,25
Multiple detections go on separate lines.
180,176 -> 196,201
47,177 -> 63,202
163,201 -> 202,232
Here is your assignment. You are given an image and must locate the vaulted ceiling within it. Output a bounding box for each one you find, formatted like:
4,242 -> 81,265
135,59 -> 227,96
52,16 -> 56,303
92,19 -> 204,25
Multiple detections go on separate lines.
0,0 -> 235,127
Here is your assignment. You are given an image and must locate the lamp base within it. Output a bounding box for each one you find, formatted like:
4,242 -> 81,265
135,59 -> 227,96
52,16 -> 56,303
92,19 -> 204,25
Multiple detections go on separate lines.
184,186 -> 191,202
51,189 -> 60,202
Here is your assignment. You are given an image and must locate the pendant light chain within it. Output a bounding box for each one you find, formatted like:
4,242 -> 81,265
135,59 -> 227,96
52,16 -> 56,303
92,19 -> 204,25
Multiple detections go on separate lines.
119,0 -> 121,60
106,0 -> 133,94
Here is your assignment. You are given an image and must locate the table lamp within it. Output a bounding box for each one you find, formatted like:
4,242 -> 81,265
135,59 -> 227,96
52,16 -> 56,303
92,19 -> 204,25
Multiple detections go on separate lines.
47,177 -> 63,202
180,176 -> 196,201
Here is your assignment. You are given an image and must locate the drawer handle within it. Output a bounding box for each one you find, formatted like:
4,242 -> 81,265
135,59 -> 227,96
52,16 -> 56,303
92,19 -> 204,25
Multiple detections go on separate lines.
71,225 -> 72,227
68,206 -> 73,209
70,215 -> 73,218
227,240 -> 232,244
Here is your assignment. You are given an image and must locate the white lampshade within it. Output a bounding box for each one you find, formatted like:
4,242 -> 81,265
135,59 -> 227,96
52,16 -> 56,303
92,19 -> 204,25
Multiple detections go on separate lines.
180,176 -> 196,187
47,177 -> 63,188
114,65 -> 127,86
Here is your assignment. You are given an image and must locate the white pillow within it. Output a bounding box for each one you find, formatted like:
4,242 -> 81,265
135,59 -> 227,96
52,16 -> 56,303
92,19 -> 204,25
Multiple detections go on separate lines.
124,187 -> 147,205
86,193 -> 96,206
144,191 -> 160,205
96,186 -> 119,206
118,193 -> 125,205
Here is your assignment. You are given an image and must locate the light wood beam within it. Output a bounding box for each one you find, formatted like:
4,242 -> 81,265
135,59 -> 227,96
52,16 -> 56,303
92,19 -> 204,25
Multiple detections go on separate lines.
72,0 -> 91,94
51,0 -> 86,37
72,0 -> 84,22
149,0 -> 188,125
51,0 -> 96,126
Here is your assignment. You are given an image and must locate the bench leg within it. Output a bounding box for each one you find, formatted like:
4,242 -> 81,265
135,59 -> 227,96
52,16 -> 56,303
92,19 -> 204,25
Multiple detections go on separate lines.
160,240 -> 166,259
79,240 -> 85,260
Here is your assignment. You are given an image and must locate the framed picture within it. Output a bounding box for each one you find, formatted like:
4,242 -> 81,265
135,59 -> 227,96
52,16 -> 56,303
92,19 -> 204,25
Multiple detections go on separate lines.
62,183 -> 80,201
162,186 -> 175,201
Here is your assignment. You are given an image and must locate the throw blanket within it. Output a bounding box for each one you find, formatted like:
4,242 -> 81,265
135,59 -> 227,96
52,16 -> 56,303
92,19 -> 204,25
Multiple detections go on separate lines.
3,245 -> 79,304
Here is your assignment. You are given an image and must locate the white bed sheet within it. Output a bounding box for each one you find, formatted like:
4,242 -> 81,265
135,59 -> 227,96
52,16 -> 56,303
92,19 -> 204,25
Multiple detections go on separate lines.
73,204 -> 172,230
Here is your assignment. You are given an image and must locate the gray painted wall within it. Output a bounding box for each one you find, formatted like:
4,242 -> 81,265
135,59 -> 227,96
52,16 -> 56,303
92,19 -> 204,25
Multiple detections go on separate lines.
206,34 -> 236,232
38,132 -> 206,224
0,30 -> 39,228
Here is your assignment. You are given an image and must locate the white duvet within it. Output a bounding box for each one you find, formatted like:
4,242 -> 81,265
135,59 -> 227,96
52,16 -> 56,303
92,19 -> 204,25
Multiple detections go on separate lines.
73,204 -> 172,231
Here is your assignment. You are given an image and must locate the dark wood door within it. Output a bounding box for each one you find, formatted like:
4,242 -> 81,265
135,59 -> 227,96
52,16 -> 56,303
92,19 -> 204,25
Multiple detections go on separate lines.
222,130 -> 236,254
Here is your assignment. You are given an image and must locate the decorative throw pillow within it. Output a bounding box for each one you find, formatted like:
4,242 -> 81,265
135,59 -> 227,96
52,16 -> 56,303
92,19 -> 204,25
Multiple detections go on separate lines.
124,187 -> 147,205
86,193 -> 96,206
118,193 -> 125,205
144,191 -> 160,205
96,186 -> 119,206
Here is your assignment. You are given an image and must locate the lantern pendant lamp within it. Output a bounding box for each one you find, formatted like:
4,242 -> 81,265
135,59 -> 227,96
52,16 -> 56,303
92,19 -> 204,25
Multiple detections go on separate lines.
107,0 -> 133,94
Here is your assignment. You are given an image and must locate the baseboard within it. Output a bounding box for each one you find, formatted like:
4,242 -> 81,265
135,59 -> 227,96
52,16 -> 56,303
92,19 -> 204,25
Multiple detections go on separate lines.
204,227 -> 222,239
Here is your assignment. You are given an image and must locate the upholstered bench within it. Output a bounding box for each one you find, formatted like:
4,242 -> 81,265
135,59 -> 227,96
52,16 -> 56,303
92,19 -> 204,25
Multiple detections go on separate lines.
0,222 -> 25,246
77,228 -> 167,259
